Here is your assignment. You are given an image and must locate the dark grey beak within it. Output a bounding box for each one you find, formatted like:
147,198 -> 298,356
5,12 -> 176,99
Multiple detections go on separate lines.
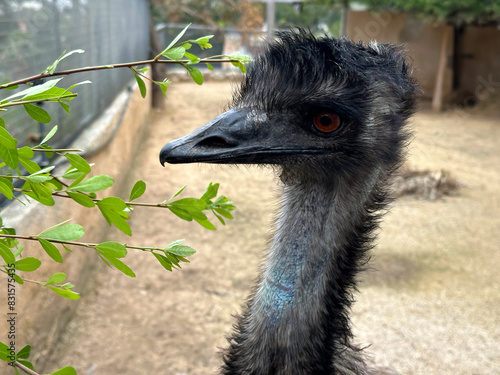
159,108 -> 328,166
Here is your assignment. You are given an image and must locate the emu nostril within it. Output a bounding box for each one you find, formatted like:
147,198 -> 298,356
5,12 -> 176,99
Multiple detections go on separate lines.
196,136 -> 236,149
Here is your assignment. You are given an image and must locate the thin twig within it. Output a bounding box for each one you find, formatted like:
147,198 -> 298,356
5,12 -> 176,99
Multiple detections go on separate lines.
51,191 -> 168,208
0,58 -> 243,89
32,148 -> 83,153
14,361 -> 40,375
0,233 -> 164,253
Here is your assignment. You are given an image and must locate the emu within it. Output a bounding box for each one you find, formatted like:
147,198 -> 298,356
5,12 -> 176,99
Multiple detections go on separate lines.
160,31 -> 417,375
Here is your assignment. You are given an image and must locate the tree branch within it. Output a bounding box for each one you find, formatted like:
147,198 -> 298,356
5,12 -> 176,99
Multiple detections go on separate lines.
0,233 -> 166,253
0,58 -> 243,89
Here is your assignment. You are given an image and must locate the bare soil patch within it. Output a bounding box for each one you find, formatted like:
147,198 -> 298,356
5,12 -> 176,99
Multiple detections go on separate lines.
48,82 -> 500,375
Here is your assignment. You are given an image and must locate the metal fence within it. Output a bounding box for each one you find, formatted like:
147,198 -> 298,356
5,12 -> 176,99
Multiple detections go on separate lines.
0,0 -> 150,148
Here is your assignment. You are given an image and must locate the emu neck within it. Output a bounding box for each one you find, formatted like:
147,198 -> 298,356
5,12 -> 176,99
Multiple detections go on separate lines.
222,174 -> 380,375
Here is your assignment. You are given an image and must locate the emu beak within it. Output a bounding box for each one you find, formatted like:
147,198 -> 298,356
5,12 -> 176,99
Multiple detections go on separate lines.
160,108 -> 326,166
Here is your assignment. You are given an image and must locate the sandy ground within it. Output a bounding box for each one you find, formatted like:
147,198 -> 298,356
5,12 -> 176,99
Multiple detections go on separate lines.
45,81 -> 500,375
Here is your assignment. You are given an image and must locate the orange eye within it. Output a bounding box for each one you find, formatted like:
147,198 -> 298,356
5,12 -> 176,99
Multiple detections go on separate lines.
313,112 -> 340,133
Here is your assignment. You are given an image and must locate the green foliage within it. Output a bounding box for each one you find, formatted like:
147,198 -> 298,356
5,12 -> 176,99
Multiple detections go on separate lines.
0,340 -> 77,374
129,180 -> 146,201
0,100 -> 235,294
43,49 -> 85,75
0,25 -> 245,375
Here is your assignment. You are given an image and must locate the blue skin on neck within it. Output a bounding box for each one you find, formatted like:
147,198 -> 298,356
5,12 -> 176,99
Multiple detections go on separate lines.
260,230 -> 328,327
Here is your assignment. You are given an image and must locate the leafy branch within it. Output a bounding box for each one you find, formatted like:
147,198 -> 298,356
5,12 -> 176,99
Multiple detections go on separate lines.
0,340 -> 75,375
0,24 -> 236,301
0,24 -> 250,99
0,24 -> 242,375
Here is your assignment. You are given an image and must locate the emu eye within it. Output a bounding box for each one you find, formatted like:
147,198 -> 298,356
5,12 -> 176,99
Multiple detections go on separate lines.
313,112 -> 340,133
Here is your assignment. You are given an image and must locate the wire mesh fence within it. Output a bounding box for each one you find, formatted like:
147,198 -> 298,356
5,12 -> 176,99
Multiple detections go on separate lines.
0,0 -> 150,149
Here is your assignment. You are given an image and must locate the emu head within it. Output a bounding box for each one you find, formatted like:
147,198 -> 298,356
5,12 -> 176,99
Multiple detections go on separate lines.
160,31 -> 417,184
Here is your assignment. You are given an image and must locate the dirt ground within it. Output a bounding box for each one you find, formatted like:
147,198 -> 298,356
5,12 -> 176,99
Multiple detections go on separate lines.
47,81 -> 500,375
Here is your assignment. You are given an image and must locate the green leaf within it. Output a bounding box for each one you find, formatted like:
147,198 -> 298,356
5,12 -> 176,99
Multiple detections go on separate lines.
201,182 -> 219,201
16,345 -> 31,359
156,79 -> 171,96
193,217 -> 216,231
186,66 -> 203,85
97,196 -> 127,210
62,167 -> 83,180
46,272 -> 67,285
44,49 -> 85,74
184,52 -> 200,64
38,238 -> 63,263
133,71 -> 147,98
23,181 -> 55,206
3,78 -> 63,102
31,165 -> 54,175
169,197 -> 207,210
0,177 -> 14,200
68,175 -> 114,193
96,197 -> 131,236
67,191 -> 95,207
95,241 -> 127,258
213,212 -> 225,225
153,252 -> 173,271
26,174 -> 52,184
161,23 -> 191,55
215,207 -> 234,219
65,153 -> 91,173
40,125 -> 58,145
51,366 -> 78,375
14,257 -> 41,272
12,274 -> 23,284
38,224 -> 85,242
23,87 -> 71,102
59,101 -> 70,114
17,146 -> 41,174
0,243 -> 15,264
227,52 -> 252,64
65,80 -> 92,92
0,342 -> 12,362
166,245 -> 196,257
161,46 -> 185,61
0,341 -> 10,362
22,181 -> 52,205
0,228 -> 17,248
13,245 -> 24,257
190,35 -> 214,49
48,287 -> 80,300
23,103 -> 50,124
17,146 -> 34,159
166,239 -> 185,248
18,157 -> 41,174
0,84 -> 18,90
167,206 -> 193,221
129,180 -> 146,201
0,117 -> 4,127
206,63 -> 214,71
0,126 -> 18,168
104,256 -> 136,277
168,184 -> 187,201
